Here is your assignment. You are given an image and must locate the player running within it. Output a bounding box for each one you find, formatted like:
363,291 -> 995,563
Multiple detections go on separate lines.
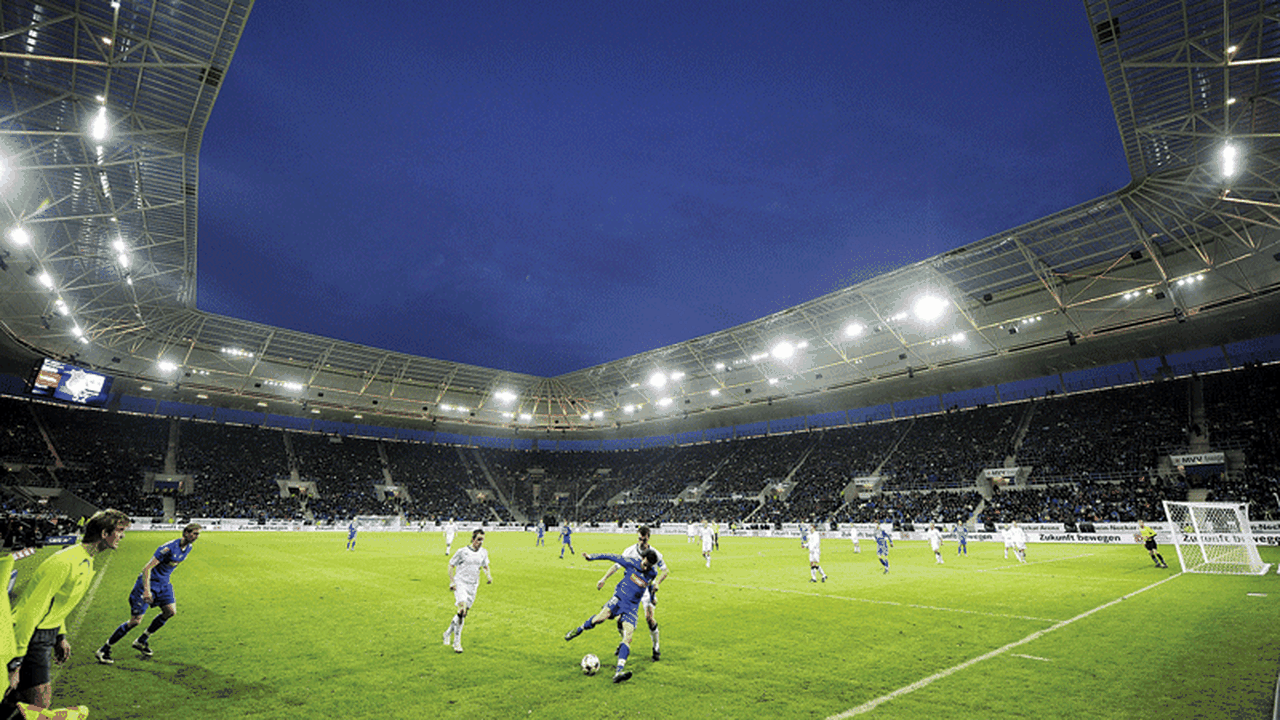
875,524 -> 892,573
96,523 -> 201,664
926,523 -> 944,564
596,525 -> 668,660
442,529 -> 492,653
565,549 -> 659,683
559,523 -> 575,559
443,518 -> 458,556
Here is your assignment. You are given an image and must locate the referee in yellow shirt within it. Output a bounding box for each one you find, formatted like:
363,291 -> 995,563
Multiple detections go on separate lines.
1137,520 -> 1169,569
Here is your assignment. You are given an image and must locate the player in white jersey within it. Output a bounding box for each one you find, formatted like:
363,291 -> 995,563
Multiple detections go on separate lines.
686,521 -> 697,544
1008,522 -> 1028,563
849,527 -> 861,553
442,529 -> 492,653
926,523 -> 944,564
443,518 -> 458,556
597,525 -> 669,660
700,521 -> 715,567
1001,524 -> 1014,559
805,524 -> 827,582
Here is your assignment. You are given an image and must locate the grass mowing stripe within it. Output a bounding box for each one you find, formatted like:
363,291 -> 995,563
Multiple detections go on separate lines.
825,571 -> 1185,720
972,553 -> 1096,572
674,576 -> 1064,623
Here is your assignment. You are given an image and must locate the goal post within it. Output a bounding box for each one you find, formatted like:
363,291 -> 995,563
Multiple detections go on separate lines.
1161,501 -> 1272,575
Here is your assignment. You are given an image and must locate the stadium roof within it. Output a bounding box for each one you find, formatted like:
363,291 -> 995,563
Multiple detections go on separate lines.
1,0 -> 1280,438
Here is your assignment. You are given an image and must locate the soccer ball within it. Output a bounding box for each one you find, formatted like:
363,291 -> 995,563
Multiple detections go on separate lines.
580,653 -> 600,675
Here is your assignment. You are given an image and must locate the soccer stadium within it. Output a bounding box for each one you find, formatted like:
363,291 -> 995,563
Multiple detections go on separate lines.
0,1 -> 1278,718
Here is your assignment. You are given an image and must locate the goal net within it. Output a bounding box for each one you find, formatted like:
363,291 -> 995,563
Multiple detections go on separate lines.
1161,501 -> 1271,575
353,515 -> 403,529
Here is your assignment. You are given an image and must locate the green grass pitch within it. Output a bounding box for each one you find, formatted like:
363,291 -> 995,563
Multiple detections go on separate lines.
30,529 -> 1280,719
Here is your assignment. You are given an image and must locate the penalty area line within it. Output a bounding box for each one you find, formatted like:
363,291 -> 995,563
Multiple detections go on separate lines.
825,571 -> 1184,720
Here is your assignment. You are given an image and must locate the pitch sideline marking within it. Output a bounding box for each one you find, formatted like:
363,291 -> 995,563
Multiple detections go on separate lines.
825,571 -> 1184,719
1012,654 -> 1053,662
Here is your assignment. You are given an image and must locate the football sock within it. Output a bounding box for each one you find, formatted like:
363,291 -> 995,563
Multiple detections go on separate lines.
107,622 -> 133,645
649,623 -> 659,650
145,615 -> 169,635
616,643 -> 630,672
879,558 -> 888,569
810,568 -> 816,580
581,617 -> 597,632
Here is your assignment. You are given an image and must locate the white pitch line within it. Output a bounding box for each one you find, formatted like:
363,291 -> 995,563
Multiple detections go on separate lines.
825,571 -> 1184,719
1012,654 -> 1053,662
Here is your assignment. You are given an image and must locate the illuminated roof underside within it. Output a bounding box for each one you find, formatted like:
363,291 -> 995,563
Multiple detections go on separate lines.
1,0 -> 1280,436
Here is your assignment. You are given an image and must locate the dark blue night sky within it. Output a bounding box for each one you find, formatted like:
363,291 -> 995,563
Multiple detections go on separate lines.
196,2 -> 1128,377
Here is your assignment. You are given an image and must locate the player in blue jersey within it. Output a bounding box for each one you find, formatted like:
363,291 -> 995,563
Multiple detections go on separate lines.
874,524 -> 892,574
346,521 -> 357,550
535,521 -> 546,547
95,523 -> 200,664
564,549 -> 659,683
955,523 -> 968,555
597,525 -> 668,660
558,523 -> 575,559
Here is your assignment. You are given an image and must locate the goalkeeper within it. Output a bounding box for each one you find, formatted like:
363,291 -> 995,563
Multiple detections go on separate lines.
1137,520 -> 1169,568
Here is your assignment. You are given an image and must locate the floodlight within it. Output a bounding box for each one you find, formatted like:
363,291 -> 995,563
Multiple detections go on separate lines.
623,405 -> 635,414
912,294 -> 948,322
648,371 -> 667,389
117,253 -> 130,269
844,322 -> 864,338
771,341 -> 795,360
581,413 -> 591,421
8,227 -> 30,246
670,371 -> 685,381
71,325 -> 83,338
90,106 -> 109,141
714,362 -> 725,370
657,398 -> 673,407
493,389 -> 517,403
1222,143 -> 1238,177
519,413 -> 532,421
709,388 -> 721,397
593,411 -> 603,419
54,299 -> 68,315
157,360 -> 178,373
951,332 -> 966,343
36,271 -> 53,289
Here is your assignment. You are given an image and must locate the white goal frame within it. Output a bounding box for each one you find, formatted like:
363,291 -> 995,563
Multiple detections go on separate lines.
1161,501 -> 1272,575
